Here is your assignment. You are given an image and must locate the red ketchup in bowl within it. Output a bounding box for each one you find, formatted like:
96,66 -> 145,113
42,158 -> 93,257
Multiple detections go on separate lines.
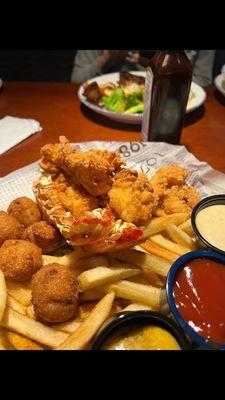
173,258 -> 225,344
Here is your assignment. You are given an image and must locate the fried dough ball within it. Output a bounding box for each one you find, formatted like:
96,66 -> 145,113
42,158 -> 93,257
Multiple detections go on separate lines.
8,197 -> 42,226
31,263 -> 79,324
0,211 -> 24,246
0,240 -> 42,281
22,221 -> 63,254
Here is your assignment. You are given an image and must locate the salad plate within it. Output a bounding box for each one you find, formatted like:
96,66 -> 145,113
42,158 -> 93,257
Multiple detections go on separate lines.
78,71 -> 207,124
214,74 -> 225,97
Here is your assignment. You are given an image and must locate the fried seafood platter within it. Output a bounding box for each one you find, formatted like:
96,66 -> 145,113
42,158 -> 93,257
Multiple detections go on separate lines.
0,137 -> 202,350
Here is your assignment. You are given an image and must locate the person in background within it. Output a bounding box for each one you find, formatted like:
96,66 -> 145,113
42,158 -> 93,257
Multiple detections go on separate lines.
213,50 -> 225,78
185,50 -> 215,86
71,50 -> 155,83
71,50 -> 215,87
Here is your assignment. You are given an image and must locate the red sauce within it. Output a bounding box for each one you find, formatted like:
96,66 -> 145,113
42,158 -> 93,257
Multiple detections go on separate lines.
173,258 -> 225,344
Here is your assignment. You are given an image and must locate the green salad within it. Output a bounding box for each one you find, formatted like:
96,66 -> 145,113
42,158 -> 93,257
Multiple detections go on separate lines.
102,88 -> 144,114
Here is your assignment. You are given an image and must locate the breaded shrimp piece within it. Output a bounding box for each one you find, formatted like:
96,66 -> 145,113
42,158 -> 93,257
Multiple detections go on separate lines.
64,149 -> 125,196
108,169 -> 158,226
160,185 -> 201,215
150,165 -> 188,198
39,136 -> 74,174
40,137 -> 125,196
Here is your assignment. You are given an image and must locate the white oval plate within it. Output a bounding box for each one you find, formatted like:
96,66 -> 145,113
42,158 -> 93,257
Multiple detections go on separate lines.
214,74 -> 225,97
78,71 -> 207,124
0,79 -> 3,89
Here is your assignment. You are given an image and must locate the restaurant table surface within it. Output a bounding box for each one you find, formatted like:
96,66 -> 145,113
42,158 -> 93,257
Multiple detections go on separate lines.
0,82 -> 225,177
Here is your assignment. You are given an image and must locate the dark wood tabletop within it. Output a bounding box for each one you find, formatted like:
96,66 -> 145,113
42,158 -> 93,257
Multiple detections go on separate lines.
0,82 -> 225,177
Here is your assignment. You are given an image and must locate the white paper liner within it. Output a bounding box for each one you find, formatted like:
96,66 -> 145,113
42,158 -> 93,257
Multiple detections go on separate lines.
1,141 -> 225,210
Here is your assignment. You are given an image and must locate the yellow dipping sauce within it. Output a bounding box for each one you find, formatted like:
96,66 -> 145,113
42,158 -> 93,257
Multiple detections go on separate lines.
196,205 -> 225,252
101,325 -> 181,350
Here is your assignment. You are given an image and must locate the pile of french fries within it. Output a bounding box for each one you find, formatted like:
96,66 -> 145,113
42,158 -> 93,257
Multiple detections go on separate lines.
0,212 -> 195,350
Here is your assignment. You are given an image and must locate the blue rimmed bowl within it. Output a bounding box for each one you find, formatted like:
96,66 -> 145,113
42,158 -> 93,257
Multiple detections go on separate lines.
166,250 -> 225,350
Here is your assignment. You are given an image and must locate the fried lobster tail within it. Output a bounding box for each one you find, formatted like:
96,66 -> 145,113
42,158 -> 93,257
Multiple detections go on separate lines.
39,136 -> 126,196
33,175 -> 144,252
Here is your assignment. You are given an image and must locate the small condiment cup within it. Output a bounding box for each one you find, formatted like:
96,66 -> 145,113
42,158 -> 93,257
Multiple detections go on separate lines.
91,310 -> 190,350
166,250 -> 225,350
191,194 -> 225,256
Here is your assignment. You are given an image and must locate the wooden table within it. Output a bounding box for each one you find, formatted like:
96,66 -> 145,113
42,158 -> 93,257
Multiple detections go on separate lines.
0,82 -> 225,177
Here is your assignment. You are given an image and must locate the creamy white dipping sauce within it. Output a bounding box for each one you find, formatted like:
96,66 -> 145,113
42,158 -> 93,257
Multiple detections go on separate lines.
196,205 -> 225,251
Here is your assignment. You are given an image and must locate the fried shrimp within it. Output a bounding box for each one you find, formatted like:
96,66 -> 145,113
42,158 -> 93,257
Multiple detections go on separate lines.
64,149 -> 125,196
160,185 -> 201,215
39,136 -> 125,196
108,169 -> 158,226
39,136 -> 74,174
150,165 -> 188,198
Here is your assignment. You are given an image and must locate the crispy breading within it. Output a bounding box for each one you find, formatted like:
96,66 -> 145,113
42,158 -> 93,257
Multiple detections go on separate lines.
160,185 -> 201,215
31,263 -> 79,323
37,173 -> 99,218
0,240 -> 42,281
22,221 -> 63,254
0,211 -> 24,246
39,137 -> 125,196
39,136 -> 74,174
150,165 -> 188,198
64,149 -> 125,196
8,197 -> 42,227
108,169 -> 158,226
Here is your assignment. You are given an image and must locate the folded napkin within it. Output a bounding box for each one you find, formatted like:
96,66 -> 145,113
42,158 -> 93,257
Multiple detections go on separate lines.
0,116 -> 42,155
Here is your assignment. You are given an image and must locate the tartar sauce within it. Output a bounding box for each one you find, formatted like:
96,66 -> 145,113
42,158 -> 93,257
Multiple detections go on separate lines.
195,205 -> 225,251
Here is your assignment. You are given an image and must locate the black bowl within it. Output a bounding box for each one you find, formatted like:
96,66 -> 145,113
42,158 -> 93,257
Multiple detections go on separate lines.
191,194 -> 225,256
91,310 -> 190,350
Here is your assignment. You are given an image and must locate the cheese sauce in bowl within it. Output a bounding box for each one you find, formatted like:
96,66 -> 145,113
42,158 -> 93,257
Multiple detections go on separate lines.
101,324 -> 181,350
191,195 -> 225,255
92,311 -> 189,350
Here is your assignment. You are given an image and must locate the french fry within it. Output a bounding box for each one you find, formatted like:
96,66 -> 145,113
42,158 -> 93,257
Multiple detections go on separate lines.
142,269 -> 164,287
110,250 -> 171,277
140,240 -> 178,263
54,319 -> 82,334
79,289 -> 104,302
26,304 -> 36,320
0,307 -> 68,348
121,303 -> 153,312
0,328 -> 14,350
150,234 -> 190,256
7,295 -> 27,316
77,264 -> 141,292
100,280 -> 160,310
128,271 -> 163,287
178,218 -> 195,236
6,281 -> 32,307
42,248 -> 89,268
75,256 -> 110,270
165,223 -> 196,250
76,302 -> 98,319
56,291 -> 115,350
42,254 -> 62,265
7,331 -> 43,350
153,207 -> 167,217
142,213 -> 189,239
0,270 -> 7,321
128,275 -> 150,285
